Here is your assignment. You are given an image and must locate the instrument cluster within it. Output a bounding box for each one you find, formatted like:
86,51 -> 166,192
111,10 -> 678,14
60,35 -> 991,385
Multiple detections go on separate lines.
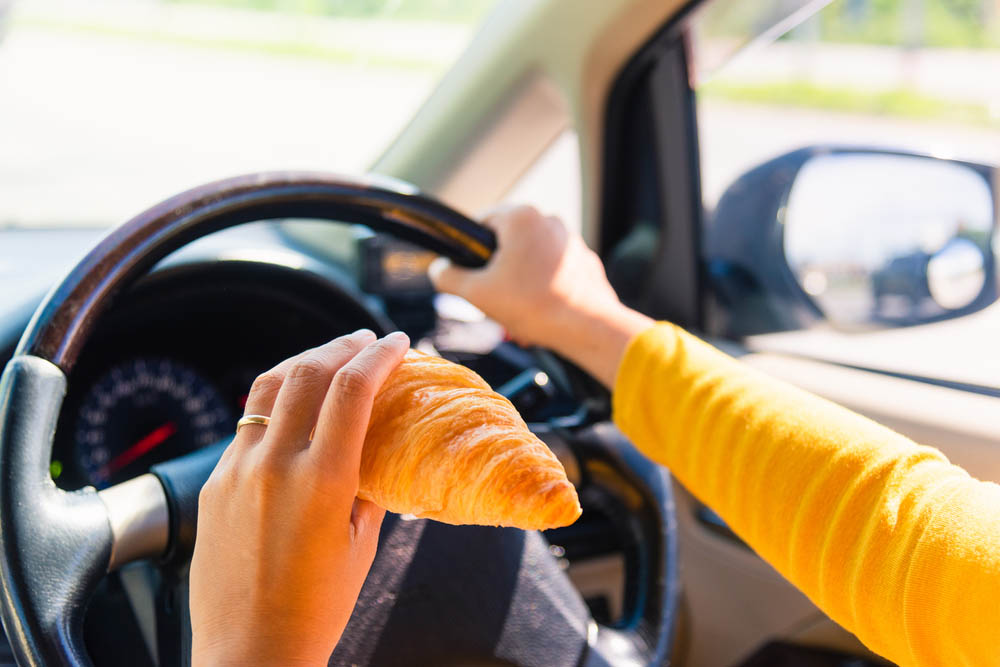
51,259 -> 386,490
69,357 -> 235,488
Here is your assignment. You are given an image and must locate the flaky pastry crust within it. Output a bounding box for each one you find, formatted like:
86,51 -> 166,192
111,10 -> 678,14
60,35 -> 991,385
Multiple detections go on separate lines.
359,350 -> 582,530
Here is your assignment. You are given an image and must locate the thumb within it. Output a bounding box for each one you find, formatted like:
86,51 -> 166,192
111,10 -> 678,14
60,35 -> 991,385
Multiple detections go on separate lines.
428,256 -> 473,297
350,498 -> 386,548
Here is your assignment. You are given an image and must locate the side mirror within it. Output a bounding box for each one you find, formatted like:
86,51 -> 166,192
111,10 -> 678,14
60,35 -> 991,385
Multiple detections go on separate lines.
704,147 -> 998,336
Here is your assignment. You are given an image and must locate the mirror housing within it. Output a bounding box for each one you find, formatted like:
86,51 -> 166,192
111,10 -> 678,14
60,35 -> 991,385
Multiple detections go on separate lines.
704,146 -> 998,337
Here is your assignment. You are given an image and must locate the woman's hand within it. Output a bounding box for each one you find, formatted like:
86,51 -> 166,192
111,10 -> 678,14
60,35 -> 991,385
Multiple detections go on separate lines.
429,206 -> 651,387
190,329 -> 409,667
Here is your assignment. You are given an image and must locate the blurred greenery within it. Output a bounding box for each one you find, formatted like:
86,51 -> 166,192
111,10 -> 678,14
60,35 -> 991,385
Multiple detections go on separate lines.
806,0 -> 1000,47
699,0 -> 1000,48
166,0 -> 496,22
701,79 -> 1000,126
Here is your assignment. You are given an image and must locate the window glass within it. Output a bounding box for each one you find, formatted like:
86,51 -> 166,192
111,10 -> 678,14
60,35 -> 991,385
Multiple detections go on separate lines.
692,0 -> 1000,388
0,0 -> 496,228
696,0 -> 1000,210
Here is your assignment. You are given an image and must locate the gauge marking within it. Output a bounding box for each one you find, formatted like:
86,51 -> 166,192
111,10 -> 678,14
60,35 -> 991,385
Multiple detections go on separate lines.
74,357 -> 232,487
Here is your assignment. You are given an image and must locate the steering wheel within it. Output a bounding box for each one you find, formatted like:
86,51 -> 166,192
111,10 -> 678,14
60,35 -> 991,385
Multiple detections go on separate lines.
0,172 -> 677,666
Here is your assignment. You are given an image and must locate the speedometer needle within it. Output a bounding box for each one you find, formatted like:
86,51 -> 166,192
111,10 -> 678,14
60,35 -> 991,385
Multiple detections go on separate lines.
102,422 -> 178,479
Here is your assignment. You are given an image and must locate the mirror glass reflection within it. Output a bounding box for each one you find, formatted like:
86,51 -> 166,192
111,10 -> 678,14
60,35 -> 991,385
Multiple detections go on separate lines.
784,153 -> 994,328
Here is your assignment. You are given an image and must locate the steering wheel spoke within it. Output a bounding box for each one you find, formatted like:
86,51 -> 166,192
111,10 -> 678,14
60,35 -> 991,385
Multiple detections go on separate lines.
0,356 -> 113,666
97,475 -> 169,572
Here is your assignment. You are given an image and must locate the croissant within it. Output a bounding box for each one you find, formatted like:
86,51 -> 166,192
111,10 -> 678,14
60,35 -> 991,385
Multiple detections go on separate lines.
358,350 -> 582,530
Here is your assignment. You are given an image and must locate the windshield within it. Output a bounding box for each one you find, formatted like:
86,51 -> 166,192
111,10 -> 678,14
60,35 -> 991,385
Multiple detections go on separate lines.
0,0 -> 496,228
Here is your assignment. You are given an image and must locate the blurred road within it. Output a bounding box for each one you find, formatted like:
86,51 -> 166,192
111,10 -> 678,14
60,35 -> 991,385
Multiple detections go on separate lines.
0,26 -> 440,227
698,100 -> 1000,208
715,41 -> 1000,107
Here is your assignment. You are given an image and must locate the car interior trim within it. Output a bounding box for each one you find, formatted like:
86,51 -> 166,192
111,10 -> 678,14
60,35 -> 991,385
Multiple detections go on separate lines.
642,38 -> 704,328
599,3 -> 704,329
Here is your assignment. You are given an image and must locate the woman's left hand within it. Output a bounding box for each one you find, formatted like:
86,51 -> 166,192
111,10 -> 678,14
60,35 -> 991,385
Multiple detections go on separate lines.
189,329 -> 409,666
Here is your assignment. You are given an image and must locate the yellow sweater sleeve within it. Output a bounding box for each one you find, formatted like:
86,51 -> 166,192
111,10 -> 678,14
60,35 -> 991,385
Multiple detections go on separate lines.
612,323 -> 1000,667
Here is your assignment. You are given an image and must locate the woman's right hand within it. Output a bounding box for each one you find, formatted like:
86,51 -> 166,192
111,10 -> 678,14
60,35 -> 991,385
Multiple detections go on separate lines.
190,330 -> 408,666
429,206 -> 652,387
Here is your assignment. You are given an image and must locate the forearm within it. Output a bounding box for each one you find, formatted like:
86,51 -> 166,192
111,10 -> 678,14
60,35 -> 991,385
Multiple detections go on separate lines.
544,303 -> 653,388
612,323 -> 1000,666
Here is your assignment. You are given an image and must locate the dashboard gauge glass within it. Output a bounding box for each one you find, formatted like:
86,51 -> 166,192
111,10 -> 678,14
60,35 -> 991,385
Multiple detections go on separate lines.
74,357 -> 232,488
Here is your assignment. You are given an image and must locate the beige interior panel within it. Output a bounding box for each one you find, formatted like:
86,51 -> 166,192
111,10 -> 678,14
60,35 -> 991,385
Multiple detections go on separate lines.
431,73 -> 569,212
566,553 -> 626,622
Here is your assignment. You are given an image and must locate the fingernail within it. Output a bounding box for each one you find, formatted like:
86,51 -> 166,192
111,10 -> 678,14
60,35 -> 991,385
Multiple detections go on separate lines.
351,328 -> 375,339
427,256 -> 449,280
385,331 -> 409,347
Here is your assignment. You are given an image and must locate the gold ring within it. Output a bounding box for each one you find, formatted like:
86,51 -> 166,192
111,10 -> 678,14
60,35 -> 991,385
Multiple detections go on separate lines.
237,414 -> 271,431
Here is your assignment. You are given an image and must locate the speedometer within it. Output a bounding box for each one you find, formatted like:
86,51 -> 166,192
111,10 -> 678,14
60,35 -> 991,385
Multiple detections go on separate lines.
74,357 -> 232,488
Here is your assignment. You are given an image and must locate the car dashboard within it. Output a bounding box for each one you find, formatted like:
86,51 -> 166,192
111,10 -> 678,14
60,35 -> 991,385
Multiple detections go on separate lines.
3,221 -> 551,490
50,255 -> 386,490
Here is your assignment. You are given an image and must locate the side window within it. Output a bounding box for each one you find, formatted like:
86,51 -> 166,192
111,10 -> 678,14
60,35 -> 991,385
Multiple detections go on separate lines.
693,0 -> 1000,388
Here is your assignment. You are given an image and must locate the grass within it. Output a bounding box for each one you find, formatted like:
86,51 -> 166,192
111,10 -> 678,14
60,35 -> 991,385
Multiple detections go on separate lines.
800,0 -> 1000,48
166,0 -> 496,23
700,79 -> 1000,127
